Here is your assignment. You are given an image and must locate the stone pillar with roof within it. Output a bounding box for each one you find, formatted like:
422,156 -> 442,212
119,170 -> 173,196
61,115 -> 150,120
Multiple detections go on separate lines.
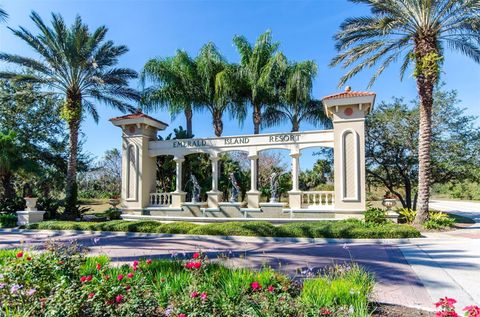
322,87 -> 375,215
110,112 -> 168,214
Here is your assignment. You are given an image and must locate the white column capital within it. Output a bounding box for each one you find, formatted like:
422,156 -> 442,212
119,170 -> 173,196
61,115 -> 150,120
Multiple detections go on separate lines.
290,152 -> 301,158
173,156 -> 185,163
248,154 -> 258,160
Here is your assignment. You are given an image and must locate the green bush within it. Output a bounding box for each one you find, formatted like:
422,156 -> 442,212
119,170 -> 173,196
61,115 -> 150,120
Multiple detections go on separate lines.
423,211 -> 455,229
364,207 -> 387,224
26,219 -> 421,239
397,208 -> 416,224
0,213 -> 17,228
104,208 -> 122,220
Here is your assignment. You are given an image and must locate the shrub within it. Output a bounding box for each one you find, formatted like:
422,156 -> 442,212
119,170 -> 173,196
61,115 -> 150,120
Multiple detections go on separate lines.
0,213 -> 17,228
424,211 -> 455,229
397,208 -> 416,224
364,207 -> 387,224
104,208 -> 122,220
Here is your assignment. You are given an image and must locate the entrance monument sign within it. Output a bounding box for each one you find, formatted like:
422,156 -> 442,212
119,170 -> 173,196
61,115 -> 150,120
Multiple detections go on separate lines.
111,88 -> 375,221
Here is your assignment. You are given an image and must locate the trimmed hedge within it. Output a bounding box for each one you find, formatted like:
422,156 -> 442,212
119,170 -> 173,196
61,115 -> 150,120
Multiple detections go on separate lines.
25,219 -> 421,239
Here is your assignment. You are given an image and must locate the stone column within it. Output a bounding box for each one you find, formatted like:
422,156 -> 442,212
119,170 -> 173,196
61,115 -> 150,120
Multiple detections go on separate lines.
246,153 -> 260,208
288,152 -> 302,209
207,155 -> 222,208
171,156 -> 186,208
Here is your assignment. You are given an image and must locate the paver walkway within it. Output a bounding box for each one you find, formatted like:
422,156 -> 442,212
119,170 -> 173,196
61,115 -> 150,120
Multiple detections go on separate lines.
0,199 -> 478,311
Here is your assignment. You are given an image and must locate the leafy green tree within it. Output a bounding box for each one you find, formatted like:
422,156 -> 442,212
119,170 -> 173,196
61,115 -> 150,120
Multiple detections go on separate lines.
0,12 -> 139,217
299,159 -> 333,191
331,0 -> 480,223
263,60 -> 330,132
233,30 -> 284,134
366,89 -> 480,209
142,50 -> 201,138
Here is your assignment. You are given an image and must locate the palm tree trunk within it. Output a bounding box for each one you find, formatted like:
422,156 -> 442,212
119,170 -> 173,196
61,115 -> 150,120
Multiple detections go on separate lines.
64,95 -> 81,218
213,110 -> 223,137
253,103 -> 261,134
413,39 -> 438,224
185,107 -> 193,138
291,116 -> 299,132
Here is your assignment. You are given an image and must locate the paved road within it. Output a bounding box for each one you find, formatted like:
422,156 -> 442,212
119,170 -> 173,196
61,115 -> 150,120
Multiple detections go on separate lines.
0,199 -> 478,311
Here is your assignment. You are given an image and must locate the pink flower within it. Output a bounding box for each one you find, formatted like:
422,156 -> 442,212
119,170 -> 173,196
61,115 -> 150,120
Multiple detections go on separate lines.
436,312 -> 459,317
320,308 -> 333,315
267,285 -> 274,293
88,293 -> 95,299
115,294 -> 123,303
185,262 -> 193,269
464,306 -> 480,317
251,281 -> 261,291
193,262 -> 201,269
190,291 -> 199,298
127,272 -> 134,278
133,260 -> 139,267
178,314 -> 186,317
80,276 -> 87,283
435,297 -> 457,308
16,251 -> 23,258
192,252 -> 200,259
117,274 -> 124,281
86,275 -> 93,282
200,292 -> 208,300
96,263 -> 102,270
146,259 -> 152,265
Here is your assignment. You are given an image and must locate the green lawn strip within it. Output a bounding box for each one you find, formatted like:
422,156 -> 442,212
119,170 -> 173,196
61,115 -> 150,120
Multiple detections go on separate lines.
25,219 -> 421,239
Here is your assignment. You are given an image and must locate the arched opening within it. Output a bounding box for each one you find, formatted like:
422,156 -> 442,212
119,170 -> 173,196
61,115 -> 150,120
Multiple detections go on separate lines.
257,149 -> 291,203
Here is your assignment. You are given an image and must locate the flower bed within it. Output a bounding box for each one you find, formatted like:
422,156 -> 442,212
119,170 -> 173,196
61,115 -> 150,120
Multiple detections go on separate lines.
24,219 -> 421,239
0,242 -> 375,316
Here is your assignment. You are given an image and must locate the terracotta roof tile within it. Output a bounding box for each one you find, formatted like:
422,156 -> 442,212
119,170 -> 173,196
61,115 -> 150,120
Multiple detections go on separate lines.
110,112 -> 168,127
322,91 -> 375,101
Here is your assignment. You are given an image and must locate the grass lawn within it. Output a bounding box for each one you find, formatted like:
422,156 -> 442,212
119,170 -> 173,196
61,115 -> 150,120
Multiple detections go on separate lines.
25,219 -> 421,239
0,245 -> 374,316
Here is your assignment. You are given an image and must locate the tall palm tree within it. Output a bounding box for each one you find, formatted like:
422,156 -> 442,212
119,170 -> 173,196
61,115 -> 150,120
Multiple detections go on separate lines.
142,50 -> 200,138
233,30 -> 283,134
196,42 -> 241,137
263,60 -> 330,132
330,0 -> 480,224
0,12 -> 139,217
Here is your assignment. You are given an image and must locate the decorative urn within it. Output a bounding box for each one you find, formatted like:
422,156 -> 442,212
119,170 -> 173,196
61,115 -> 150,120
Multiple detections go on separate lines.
108,197 -> 120,209
24,197 -> 38,211
381,192 -> 397,212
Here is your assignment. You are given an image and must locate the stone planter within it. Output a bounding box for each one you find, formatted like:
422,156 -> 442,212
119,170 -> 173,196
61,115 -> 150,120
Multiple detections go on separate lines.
24,197 -> 38,211
382,198 -> 397,212
108,198 -> 120,209
16,210 -> 45,226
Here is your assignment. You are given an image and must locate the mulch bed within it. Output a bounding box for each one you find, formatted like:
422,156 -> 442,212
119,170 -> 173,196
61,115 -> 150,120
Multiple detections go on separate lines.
372,303 -> 433,317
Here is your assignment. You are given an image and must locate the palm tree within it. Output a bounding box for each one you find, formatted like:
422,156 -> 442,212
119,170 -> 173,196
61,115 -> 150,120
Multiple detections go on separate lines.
263,60 -> 330,132
142,50 -> 200,138
233,30 -> 283,134
196,42 -> 241,137
330,0 -> 480,224
0,12 -> 139,217
0,6 -> 8,23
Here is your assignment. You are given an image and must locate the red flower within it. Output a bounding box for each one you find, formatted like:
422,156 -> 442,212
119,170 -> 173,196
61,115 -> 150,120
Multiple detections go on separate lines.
80,276 -> 87,283
96,263 -> 102,270
117,274 -> 124,281
193,262 -> 201,269
320,308 -> 333,315
267,285 -> 275,293
115,294 -> 124,303
16,251 -> 23,258
88,293 -> 95,299
146,259 -> 152,265
435,297 -> 457,308
86,275 -> 93,282
251,281 -> 261,291
200,292 -> 208,300
133,260 -> 139,267
192,252 -> 200,259
127,272 -> 134,278
125,285 -> 131,291
464,306 -> 480,317
190,291 -> 199,298
436,312 -> 459,317
26,257 -> 32,261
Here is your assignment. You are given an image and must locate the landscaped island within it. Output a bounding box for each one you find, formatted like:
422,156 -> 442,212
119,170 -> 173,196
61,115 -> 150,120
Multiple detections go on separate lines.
0,243 -> 374,316
24,219 -> 421,239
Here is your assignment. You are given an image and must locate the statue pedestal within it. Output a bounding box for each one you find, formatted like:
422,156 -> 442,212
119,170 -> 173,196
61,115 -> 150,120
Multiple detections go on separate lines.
288,191 -> 302,209
259,202 -> 287,218
182,202 -> 207,217
16,210 -> 45,226
207,191 -> 222,208
218,202 -> 244,218
246,191 -> 260,208
171,191 -> 186,208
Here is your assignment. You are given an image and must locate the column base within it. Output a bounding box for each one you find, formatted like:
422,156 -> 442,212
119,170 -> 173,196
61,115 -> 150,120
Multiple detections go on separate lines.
207,191 -> 222,208
16,210 -> 45,226
288,191 -> 302,209
246,191 -> 260,208
171,191 -> 186,208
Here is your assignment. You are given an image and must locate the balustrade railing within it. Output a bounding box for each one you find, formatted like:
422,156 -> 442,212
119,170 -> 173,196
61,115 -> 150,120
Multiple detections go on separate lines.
149,193 -> 172,207
301,191 -> 335,209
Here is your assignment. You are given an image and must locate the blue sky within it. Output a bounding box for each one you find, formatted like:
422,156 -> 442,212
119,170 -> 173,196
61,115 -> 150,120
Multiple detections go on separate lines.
1,0 -> 479,170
